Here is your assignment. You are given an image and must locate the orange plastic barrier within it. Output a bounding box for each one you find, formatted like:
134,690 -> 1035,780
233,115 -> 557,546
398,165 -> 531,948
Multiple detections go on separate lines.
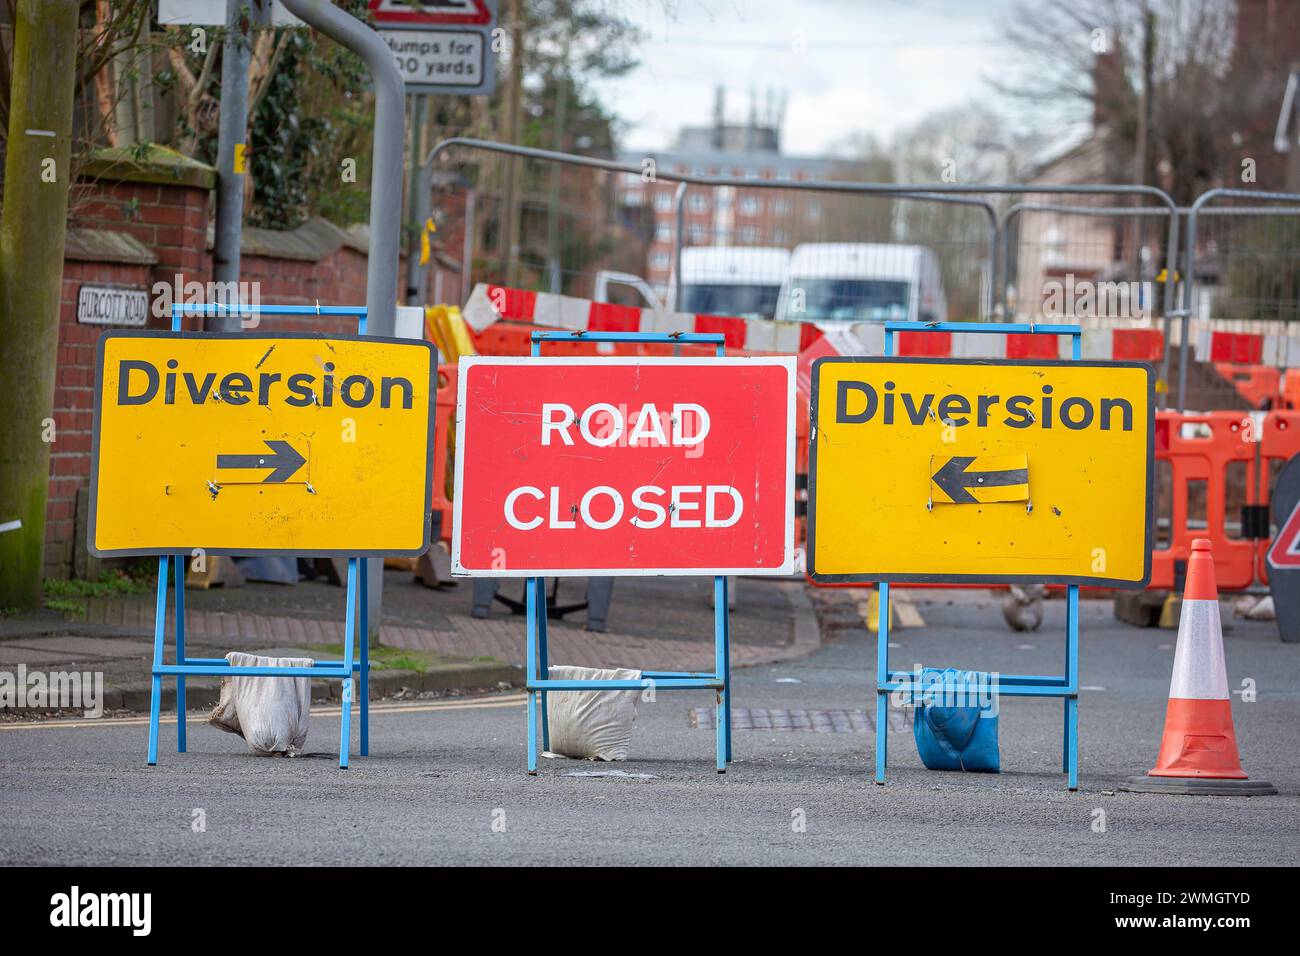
431,363 -> 456,542
1151,410 -> 1300,592
1213,363 -> 1282,408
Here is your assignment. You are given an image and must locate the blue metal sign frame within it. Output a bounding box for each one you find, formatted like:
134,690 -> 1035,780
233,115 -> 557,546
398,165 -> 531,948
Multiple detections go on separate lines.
141,303 -> 375,769
875,320 -> 1083,791
523,330 -> 734,774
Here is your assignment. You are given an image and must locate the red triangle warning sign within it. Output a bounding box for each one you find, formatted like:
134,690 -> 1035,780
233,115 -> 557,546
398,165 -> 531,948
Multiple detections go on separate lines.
1267,499 -> 1300,569
369,0 -> 492,27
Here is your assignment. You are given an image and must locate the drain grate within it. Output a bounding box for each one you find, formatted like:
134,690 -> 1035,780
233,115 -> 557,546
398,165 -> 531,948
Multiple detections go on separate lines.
689,707 -> 874,733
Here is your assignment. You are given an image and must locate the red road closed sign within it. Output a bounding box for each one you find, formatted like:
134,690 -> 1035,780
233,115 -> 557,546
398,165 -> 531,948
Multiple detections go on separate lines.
452,356 -> 796,576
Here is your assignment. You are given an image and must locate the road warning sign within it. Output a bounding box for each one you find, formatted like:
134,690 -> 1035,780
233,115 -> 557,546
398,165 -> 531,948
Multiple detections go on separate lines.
808,357 -> 1154,586
89,331 -> 436,557
452,356 -> 796,576
1267,500 -> 1300,569
369,0 -> 491,26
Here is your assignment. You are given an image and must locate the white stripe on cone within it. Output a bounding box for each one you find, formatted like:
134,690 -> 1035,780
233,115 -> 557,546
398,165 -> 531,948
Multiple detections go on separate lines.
1168,598 -> 1230,700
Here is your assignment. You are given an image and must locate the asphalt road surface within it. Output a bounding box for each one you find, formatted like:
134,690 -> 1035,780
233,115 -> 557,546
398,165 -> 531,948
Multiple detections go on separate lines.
2,594 -> 1297,866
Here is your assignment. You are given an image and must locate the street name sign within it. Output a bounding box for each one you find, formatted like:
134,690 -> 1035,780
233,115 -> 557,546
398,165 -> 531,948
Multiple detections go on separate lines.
77,284 -> 149,327
372,0 -> 497,96
808,357 -> 1153,586
452,356 -> 796,576
90,331 -> 436,557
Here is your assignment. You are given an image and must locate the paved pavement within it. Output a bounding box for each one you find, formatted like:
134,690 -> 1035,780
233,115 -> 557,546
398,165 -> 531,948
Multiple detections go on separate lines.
2,587 -> 1296,865
0,570 -> 815,711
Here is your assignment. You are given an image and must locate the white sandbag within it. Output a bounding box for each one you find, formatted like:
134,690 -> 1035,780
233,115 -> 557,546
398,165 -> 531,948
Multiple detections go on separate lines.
207,652 -> 313,756
544,665 -> 642,761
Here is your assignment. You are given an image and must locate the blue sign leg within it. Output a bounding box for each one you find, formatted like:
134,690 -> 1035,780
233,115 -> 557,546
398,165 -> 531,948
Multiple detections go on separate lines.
874,582 -> 890,784
526,577 -> 539,774
1066,585 -> 1080,790
338,558 -> 357,769
174,554 -> 187,753
713,575 -> 727,773
147,556 -> 168,766
359,557 -> 369,757
538,578 -> 550,752
1062,697 -> 1070,773
722,576 -> 733,763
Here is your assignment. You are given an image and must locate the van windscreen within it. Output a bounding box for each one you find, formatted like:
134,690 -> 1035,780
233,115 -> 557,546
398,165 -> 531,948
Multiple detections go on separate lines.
788,278 -> 909,322
681,283 -> 782,321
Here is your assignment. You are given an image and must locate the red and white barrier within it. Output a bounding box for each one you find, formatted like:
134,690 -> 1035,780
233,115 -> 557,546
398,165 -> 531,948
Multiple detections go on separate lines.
799,323 -> 1165,362
462,283 -> 804,353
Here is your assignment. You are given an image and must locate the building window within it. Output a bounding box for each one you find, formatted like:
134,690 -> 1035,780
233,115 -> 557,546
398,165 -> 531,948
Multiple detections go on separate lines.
651,251 -> 670,269
654,192 -> 673,212
688,194 -> 709,213
806,201 -> 823,222
740,196 -> 761,216
739,226 -> 759,244
688,225 -> 708,243
773,229 -> 788,245
655,223 -> 673,242
622,190 -> 643,207
773,199 -> 791,216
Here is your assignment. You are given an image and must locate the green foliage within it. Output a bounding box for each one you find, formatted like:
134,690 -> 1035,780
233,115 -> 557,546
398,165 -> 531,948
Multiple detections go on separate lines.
305,642 -> 491,673
42,569 -> 151,618
248,1 -> 375,229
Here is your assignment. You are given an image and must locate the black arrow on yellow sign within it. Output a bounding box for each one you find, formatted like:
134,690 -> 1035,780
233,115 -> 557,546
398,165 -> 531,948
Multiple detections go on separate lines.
216,440 -> 306,483
931,455 -> 1028,505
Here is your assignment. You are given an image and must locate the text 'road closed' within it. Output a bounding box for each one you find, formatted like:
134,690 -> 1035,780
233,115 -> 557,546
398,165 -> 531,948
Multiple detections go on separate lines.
453,357 -> 795,576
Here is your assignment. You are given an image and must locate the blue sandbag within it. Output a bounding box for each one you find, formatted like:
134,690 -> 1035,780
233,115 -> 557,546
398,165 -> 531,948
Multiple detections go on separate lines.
912,667 -> 1000,772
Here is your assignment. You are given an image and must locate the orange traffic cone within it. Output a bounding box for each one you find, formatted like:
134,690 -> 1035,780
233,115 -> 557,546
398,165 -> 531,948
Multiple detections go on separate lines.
1122,539 -> 1276,796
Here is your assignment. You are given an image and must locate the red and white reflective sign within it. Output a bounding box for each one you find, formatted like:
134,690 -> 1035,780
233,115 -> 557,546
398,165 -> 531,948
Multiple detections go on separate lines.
1267,499 -> 1300,569
369,0 -> 492,26
452,356 -> 796,576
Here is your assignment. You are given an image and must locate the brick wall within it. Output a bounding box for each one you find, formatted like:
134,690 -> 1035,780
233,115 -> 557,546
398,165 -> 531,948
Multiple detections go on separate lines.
70,179 -> 211,328
238,248 -> 371,336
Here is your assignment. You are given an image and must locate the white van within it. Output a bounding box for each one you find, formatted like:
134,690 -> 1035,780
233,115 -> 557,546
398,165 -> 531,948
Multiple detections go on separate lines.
671,246 -> 791,320
774,243 -> 947,324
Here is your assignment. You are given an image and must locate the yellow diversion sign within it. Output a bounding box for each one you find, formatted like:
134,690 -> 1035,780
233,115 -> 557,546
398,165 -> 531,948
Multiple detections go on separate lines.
89,331 -> 436,557
808,357 -> 1154,586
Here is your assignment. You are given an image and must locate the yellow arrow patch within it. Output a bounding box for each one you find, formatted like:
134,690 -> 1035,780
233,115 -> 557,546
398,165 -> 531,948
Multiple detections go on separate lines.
930,452 -> 1029,505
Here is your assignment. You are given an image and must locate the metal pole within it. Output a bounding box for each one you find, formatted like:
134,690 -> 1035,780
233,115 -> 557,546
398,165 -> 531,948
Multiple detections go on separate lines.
461,186 -> 476,305
211,0 -> 261,332
405,94 -> 427,306
281,0 -> 406,646
280,0 -> 403,337
672,181 -> 687,311
545,47 -> 569,294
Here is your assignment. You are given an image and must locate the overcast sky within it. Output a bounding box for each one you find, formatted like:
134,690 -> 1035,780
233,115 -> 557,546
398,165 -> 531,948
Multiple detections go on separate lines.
592,0 -> 1020,156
